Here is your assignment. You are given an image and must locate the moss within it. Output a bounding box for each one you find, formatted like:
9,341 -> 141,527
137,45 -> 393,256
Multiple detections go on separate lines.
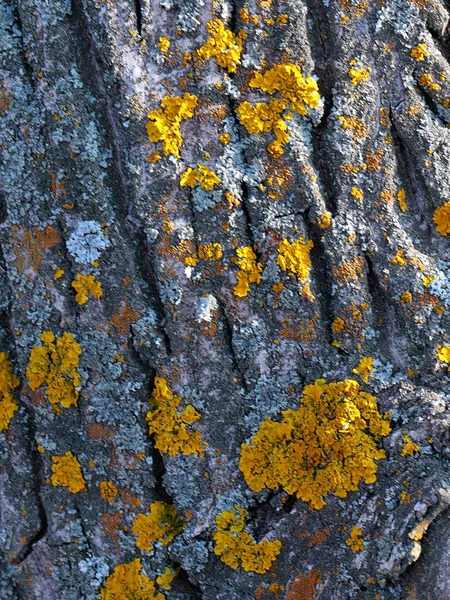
213,506 -> 281,574
26,332 -> 82,409
50,451 -> 85,493
146,377 -> 207,457
0,352 -> 19,432
180,165 -> 221,190
72,273 -> 103,305
197,19 -> 246,73
146,94 -> 198,158
132,500 -> 184,551
100,559 -> 164,600
239,379 -> 391,509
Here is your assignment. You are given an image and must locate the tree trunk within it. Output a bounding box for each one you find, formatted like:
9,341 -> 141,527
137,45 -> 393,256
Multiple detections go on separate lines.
1,0 -> 450,598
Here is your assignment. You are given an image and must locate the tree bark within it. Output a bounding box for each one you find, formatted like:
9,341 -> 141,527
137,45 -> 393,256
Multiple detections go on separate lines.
1,0 -> 450,598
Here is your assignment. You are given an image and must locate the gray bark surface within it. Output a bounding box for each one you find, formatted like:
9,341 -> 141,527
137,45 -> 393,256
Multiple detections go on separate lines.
1,0 -> 450,598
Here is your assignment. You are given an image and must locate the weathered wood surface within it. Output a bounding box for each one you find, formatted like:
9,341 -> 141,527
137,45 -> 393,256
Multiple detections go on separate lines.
2,0 -> 450,598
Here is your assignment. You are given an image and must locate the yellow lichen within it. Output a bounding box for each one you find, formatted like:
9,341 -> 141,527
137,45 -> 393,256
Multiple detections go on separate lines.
180,165 -> 221,190
198,243 -> 223,261
213,506 -> 281,573
352,357 -> 374,383
100,559 -> 164,600
132,501 -> 184,552
50,451 -> 85,493
197,19 -> 246,73
401,434 -> 420,457
158,36 -> 170,53
26,332 -> 82,409
100,480 -> 118,504
232,246 -> 263,297
276,237 -> 314,283
401,291 -> 412,303
436,344 -> 450,363
433,202 -> 450,235
239,379 -> 391,510
54,267 -> 65,280
146,377 -> 207,457
219,132 -> 230,144
317,212 -> 332,229
345,526 -> 364,552
237,64 -> 320,155
72,274 -> 103,305
411,44 -> 428,61
146,93 -> 198,158
348,64 -> 372,86
0,352 -> 19,432
156,568 -> 176,591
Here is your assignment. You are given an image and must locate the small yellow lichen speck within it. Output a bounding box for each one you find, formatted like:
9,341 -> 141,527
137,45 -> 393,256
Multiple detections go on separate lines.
277,237 -> 314,284
180,165 -> 221,190
146,377 -> 207,457
100,558 -> 164,600
26,331 -> 82,409
348,65 -> 372,86
197,19 -> 246,73
213,506 -> 281,573
72,274 -> 103,305
239,379 -> 391,509
132,501 -> 184,552
99,480 -> 118,504
156,568 -> 176,591
0,352 -> 19,432
219,132 -> 230,144
146,93 -> 198,158
317,212 -> 332,229
401,434 -> 420,457
345,526 -> 364,552
198,243 -> 223,261
436,344 -> 450,363
350,187 -> 364,200
410,44 -> 428,61
54,267 -> 65,280
433,202 -> 450,235
233,246 -> 263,297
352,357 -> 374,383
158,36 -> 170,53
50,451 -> 85,493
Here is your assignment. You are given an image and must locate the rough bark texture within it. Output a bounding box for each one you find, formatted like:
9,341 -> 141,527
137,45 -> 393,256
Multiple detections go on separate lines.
1,0 -> 450,598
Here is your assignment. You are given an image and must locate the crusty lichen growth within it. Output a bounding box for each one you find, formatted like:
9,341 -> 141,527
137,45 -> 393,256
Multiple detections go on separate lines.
277,237 -> 314,283
348,61 -> 372,86
401,434 -> 420,457
237,64 -> 320,156
197,19 -> 246,73
100,559 -> 164,600
239,379 -> 391,509
100,480 -> 118,504
72,274 -> 103,305
436,344 -> 450,363
146,377 -> 207,457
433,202 -> 450,235
0,352 -> 19,432
132,500 -> 184,552
345,526 -> 364,552
50,451 -> 85,493
410,43 -> 428,61
180,165 -> 221,190
198,243 -> 223,261
146,94 -> 198,158
232,246 -> 263,297
26,332 -> 82,409
213,506 -> 281,573
352,356 -> 374,383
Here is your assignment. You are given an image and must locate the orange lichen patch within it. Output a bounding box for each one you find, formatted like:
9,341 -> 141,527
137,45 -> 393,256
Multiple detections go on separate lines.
88,422 -> 114,441
100,480 -> 118,504
433,202 -> 450,235
237,64 -> 320,155
345,526 -> 364,552
307,528 -> 330,548
348,63 -> 372,86
72,274 -> 103,305
100,559 -> 164,600
219,132 -> 231,144
277,237 -> 314,284
401,291 -> 412,303
416,292 -> 444,315
0,352 -> 19,432
286,568 -> 322,600
352,357 -> 374,383
233,246 -> 263,297
146,93 -> 198,158
411,44 -> 428,61
120,488 -> 141,509
109,299 -> 139,336
198,243 -> 223,261
0,81 -> 10,115
317,212 -> 332,229
239,379 -> 391,510
26,332 -> 82,409
332,317 -> 345,333
213,507 -> 281,573
280,313 -> 319,346
337,115 -> 367,141
132,501 -> 184,551
197,19 -> 246,73
146,377 -> 207,457
180,165 -> 221,190
340,0 -> 367,17
366,150 -> 384,171
392,249 -> 407,266
50,451 -> 85,493
10,226 -> 59,279
401,434 -> 420,457
332,257 -> 364,283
